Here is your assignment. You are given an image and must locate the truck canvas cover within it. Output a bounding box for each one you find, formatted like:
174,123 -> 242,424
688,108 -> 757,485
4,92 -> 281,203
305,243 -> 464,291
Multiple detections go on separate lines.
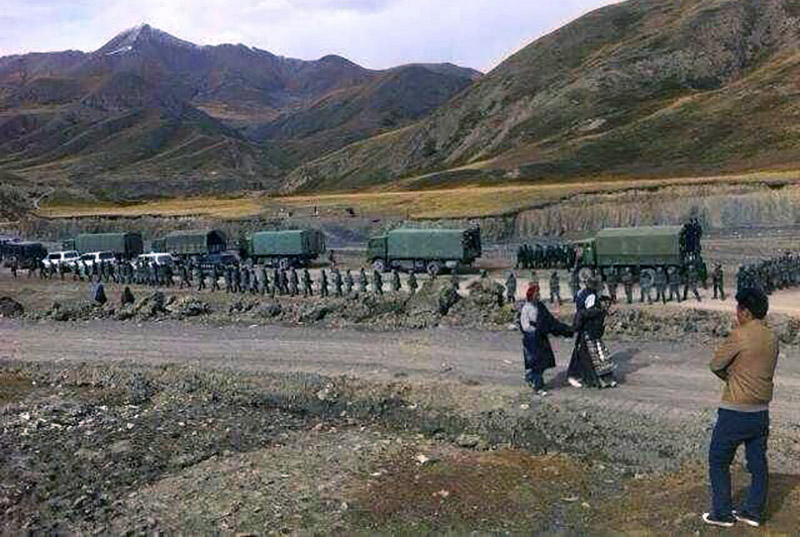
250,230 -> 326,257
595,226 -> 682,266
164,230 -> 227,255
386,229 -> 480,261
75,233 -> 143,257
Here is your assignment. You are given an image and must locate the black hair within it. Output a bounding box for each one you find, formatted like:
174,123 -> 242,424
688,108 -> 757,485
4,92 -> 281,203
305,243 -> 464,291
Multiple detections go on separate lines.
735,287 -> 769,320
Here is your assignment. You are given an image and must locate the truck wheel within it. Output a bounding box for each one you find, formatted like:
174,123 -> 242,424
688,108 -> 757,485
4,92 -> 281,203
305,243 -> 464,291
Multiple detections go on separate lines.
279,258 -> 291,270
640,268 -> 656,287
427,261 -> 442,276
372,259 -> 386,273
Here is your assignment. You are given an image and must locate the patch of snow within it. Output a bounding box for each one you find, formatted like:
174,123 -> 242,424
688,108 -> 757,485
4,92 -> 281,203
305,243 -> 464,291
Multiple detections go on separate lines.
105,45 -> 133,56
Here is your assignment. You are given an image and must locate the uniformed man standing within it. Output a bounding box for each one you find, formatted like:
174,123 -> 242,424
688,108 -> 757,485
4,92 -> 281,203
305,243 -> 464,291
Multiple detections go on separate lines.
549,271 -> 561,305
259,265 -> 269,296
373,269 -> 383,295
606,268 -> 618,303
272,267 -> 281,296
358,267 -> 368,294
211,264 -> 221,292
10,257 -> 17,279
683,264 -> 702,302
569,268 -> 580,302
655,267 -> 668,304
668,267 -> 682,302
289,268 -> 299,297
333,268 -> 344,297
344,269 -> 354,295
712,264 -> 725,300
194,262 -> 205,291
391,269 -> 401,294
320,269 -> 330,297
408,271 -> 418,294
224,265 -> 233,293
640,269 -> 653,304
302,268 -> 313,297
505,271 -> 517,304
621,268 -> 634,304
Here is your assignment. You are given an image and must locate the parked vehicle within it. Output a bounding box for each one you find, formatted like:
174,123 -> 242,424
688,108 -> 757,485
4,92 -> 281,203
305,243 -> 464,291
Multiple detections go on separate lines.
198,251 -> 240,269
135,253 -> 176,267
0,241 -> 46,269
153,229 -> 227,259
67,233 -> 144,259
366,227 -> 482,275
78,251 -> 118,269
42,250 -> 80,271
246,230 -> 326,269
575,225 -> 706,284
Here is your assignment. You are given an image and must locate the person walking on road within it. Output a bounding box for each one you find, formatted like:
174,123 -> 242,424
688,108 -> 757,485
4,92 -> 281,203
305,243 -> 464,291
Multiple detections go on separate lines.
520,283 -> 573,396
703,287 -> 778,529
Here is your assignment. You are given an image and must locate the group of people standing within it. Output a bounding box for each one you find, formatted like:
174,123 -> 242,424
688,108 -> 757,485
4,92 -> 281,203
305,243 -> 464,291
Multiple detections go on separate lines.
519,275 -> 617,396
736,252 -> 800,296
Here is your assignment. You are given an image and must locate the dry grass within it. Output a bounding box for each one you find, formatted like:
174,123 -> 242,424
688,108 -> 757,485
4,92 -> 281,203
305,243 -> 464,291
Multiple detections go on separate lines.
36,170 -> 800,221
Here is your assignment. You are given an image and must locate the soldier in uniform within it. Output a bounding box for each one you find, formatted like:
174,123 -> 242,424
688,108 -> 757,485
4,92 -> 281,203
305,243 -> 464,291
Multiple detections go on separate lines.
655,267 -> 668,304
639,268 -> 653,304
344,269 -> 354,295
302,268 -> 313,297
606,268 -> 618,303
320,269 -> 330,297
712,264 -> 725,300
358,267 -> 368,294
683,264 -> 701,302
668,266 -> 682,302
408,271 -> 418,294
211,264 -> 221,292
549,271 -> 561,305
391,269 -> 401,294
505,271 -> 517,304
621,268 -> 634,304
272,266 -> 281,295
121,286 -> 135,307
372,269 -> 383,295
194,261 -> 206,291
451,265 -> 460,293
10,257 -> 18,279
569,268 -> 580,303
224,265 -> 233,293
289,268 -> 299,297
333,268 -> 344,297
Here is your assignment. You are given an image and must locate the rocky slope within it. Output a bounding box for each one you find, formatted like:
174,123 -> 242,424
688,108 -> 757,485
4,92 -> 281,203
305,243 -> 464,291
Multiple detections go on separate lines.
0,25 -> 478,201
287,0 -> 800,193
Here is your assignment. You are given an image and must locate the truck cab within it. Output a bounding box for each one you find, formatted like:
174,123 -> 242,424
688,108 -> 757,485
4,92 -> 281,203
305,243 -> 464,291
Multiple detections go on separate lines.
367,236 -> 388,271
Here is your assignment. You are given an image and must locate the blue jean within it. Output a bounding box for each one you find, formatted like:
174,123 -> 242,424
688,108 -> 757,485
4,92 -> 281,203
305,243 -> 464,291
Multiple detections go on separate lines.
708,408 -> 769,522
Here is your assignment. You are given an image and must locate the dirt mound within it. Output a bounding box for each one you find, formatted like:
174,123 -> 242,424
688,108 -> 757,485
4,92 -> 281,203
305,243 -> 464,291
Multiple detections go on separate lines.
169,297 -> 211,318
0,297 -> 24,318
606,308 -> 732,342
46,301 -> 111,322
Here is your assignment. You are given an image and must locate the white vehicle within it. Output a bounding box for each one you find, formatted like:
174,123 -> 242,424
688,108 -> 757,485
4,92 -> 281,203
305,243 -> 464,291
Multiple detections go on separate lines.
42,250 -> 79,270
136,253 -> 176,267
78,251 -> 118,269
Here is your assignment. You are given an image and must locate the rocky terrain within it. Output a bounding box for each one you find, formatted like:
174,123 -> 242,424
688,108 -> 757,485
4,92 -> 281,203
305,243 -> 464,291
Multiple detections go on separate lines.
289,0 -> 800,193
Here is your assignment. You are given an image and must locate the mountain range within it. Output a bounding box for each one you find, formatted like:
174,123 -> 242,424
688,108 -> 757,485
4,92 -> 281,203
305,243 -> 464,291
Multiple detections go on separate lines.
288,0 -> 800,193
0,24 -> 479,201
4,0 -> 800,204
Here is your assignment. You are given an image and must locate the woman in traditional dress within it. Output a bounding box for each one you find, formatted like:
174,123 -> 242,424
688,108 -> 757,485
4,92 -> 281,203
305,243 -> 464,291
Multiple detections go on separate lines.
520,283 -> 574,396
575,291 -> 618,388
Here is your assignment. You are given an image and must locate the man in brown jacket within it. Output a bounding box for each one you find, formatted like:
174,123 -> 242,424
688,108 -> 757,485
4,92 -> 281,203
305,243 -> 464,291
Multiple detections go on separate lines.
703,287 -> 779,528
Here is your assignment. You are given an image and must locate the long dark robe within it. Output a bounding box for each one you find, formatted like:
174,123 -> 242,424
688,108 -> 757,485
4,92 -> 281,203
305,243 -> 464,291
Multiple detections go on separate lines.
522,301 -> 573,372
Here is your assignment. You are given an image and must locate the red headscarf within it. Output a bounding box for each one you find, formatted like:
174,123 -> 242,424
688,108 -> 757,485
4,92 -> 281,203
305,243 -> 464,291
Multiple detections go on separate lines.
526,283 -> 540,301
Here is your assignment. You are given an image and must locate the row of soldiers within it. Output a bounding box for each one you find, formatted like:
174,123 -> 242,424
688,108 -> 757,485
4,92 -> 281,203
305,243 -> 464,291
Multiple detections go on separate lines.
736,253 -> 800,295
504,262 -> 722,306
515,243 -> 577,270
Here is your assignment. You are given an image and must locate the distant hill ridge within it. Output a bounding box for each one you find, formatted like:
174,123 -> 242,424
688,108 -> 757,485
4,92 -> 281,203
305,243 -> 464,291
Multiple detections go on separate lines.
0,24 -> 479,200
287,0 -> 800,193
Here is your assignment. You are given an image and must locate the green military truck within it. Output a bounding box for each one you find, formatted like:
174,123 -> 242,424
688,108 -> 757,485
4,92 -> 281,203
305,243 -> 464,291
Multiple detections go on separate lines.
68,232 -> 143,259
153,229 -> 227,258
367,227 -> 482,275
575,225 -> 705,284
247,229 -> 326,269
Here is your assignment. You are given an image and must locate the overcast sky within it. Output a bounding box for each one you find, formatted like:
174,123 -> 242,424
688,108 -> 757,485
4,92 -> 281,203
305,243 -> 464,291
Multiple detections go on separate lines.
0,0 -> 620,72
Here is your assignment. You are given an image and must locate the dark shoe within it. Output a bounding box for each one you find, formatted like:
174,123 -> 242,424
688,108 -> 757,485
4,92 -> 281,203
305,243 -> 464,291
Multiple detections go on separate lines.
732,510 -> 761,527
702,513 -> 734,528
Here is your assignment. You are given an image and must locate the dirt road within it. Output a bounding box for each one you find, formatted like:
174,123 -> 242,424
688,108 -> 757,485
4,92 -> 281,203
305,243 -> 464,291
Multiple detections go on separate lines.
3,319 -> 799,435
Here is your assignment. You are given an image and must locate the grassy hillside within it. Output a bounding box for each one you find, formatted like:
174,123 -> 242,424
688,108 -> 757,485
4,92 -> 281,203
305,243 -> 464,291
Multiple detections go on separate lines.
287,0 -> 800,193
